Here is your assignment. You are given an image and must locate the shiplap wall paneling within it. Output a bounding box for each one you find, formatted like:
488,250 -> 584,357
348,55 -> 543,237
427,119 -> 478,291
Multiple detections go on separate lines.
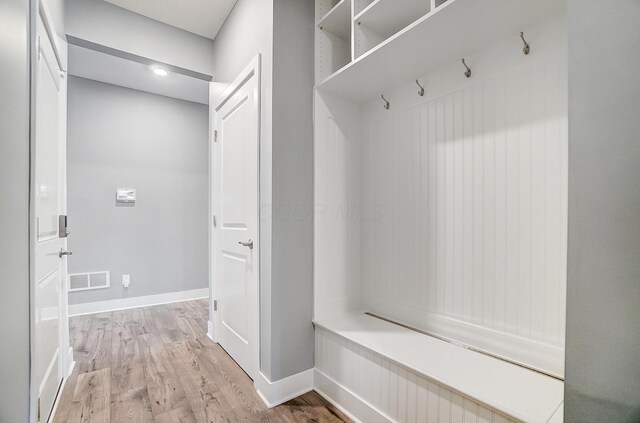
360,21 -> 568,375
314,92 -> 364,318
315,327 -> 519,423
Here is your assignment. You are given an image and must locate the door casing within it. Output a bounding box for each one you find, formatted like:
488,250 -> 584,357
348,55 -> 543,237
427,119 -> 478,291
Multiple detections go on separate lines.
30,3 -> 72,422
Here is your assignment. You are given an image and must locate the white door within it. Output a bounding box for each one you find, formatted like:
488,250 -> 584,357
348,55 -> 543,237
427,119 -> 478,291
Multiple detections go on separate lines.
213,56 -> 260,380
34,15 -> 66,423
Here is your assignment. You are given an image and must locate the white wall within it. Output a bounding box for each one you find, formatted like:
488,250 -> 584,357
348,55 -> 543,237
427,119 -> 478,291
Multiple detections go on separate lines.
565,1 -> 640,421
0,0 -> 31,420
67,76 -> 209,305
65,0 -> 214,77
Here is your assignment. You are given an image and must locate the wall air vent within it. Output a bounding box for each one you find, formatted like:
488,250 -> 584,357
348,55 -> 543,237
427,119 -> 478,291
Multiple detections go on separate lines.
68,271 -> 110,292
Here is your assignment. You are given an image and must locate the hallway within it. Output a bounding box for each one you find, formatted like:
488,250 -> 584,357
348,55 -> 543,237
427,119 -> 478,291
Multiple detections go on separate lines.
53,300 -> 350,422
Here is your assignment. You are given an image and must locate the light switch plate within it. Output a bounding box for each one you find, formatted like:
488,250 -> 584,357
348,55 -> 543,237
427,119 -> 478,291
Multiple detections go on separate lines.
116,188 -> 136,203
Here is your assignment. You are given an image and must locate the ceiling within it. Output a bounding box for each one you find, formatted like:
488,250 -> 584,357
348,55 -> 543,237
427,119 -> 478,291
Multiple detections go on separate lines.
68,44 -> 209,105
103,0 -> 238,39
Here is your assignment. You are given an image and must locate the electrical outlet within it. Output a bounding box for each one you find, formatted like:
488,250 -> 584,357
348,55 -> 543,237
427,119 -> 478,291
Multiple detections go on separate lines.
122,274 -> 130,288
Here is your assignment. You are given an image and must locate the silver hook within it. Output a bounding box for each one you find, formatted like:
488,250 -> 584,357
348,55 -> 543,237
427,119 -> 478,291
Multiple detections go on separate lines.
520,32 -> 530,55
416,80 -> 425,97
381,95 -> 390,110
462,58 -> 471,78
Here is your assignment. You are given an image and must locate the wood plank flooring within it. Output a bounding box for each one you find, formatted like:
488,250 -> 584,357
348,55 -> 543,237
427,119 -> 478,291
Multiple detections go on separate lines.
53,299 -> 350,423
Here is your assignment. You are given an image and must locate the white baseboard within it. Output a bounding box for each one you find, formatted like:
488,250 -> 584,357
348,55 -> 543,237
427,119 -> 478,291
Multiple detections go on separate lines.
548,402 -> 564,423
68,288 -> 209,316
48,350 -> 76,423
207,320 -> 215,342
314,369 -> 392,423
255,369 -> 314,408
66,346 -> 75,376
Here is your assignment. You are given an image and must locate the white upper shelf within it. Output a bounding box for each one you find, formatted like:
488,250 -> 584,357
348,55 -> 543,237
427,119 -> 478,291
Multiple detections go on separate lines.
317,0 -> 566,102
355,0 -> 430,39
317,0 -> 351,41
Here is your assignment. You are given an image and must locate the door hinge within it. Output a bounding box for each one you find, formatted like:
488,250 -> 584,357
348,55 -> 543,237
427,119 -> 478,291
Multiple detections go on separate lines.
37,397 -> 41,422
214,300 -> 218,311
212,215 -> 217,228
214,130 -> 218,143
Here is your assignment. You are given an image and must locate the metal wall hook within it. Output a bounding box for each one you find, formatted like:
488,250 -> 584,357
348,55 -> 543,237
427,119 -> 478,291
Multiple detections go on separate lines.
416,80 -> 425,96
520,32 -> 530,55
462,58 -> 471,78
381,95 -> 390,109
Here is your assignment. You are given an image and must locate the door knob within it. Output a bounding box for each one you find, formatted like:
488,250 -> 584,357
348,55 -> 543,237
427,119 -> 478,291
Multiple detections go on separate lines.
58,248 -> 73,258
238,239 -> 254,250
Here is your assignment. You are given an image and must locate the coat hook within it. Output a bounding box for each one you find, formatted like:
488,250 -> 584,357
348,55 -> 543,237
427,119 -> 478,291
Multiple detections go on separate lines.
416,80 -> 425,96
520,32 -> 530,55
381,95 -> 390,110
462,58 -> 471,78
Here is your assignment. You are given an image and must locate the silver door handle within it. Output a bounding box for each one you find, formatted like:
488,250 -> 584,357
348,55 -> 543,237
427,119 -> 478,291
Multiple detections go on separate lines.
58,249 -> 73,258
238,239 -> 254,250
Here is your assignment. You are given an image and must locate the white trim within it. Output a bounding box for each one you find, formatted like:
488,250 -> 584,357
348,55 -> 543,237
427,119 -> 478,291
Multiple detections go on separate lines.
366,298 -> 565,378
254,369 -> 314,408
207,320 -> 215,342
65,347 -> 75,377
38,349 -> 60,395
47,352 -> 75,423
314,369 -> 391,423
68,288 -> 209,316
214,55 -> 260,111
548,402 -> 564,423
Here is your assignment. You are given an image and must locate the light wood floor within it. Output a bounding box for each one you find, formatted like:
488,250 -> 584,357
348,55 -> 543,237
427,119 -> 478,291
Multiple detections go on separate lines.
52,299 -> 350,423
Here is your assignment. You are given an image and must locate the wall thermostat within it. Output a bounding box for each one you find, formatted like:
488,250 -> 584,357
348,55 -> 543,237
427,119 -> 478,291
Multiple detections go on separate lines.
116,188 -> 136,203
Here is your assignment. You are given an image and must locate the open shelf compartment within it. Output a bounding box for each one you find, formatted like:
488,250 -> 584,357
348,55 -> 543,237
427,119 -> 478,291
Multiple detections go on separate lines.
318,0 -> 351,41
355,0 -> 430,41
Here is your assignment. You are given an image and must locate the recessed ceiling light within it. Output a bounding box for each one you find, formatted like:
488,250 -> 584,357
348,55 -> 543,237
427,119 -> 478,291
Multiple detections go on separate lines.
153,68 -> 168,76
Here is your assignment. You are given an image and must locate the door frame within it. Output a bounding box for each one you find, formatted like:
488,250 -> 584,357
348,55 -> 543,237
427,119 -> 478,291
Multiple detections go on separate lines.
209,54 -> 262,380
29,2 -> 72,422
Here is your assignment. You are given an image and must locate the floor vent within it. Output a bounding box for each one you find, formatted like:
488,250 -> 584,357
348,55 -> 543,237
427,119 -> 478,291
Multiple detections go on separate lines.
68,271 -> 110,292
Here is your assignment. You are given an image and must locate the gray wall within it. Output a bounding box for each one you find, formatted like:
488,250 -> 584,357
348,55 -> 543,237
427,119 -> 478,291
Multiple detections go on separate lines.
0,0 -> 31,420
565,1 -> 640,422
210,0 -> 314,382
270,0 -> 315,382
67,76 -> 209,305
